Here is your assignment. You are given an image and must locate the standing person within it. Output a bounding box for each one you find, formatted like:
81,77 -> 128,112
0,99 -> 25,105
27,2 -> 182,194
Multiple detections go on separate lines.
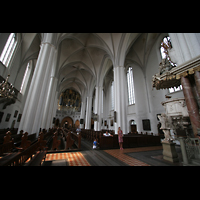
118,127 -> 123,150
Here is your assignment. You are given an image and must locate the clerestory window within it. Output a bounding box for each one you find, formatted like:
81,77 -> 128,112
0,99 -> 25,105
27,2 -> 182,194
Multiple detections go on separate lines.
127,67 -> 135,105
0,33 -> 17,67
20,61 -> 32,94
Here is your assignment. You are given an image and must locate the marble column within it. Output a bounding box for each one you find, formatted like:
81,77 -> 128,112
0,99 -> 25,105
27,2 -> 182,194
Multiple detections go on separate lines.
194,71 -> 200,109
181,76 -> 200,137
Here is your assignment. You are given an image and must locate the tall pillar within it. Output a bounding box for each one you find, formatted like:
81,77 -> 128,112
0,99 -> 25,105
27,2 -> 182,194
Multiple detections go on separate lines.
176,33 -> 192,62
94,86 -> 103,131
50,91 -> 58,128
168,33 -> 184,65
169,33 -> 200,66
181,76 -> 200,137
80,99 -> 86,129
113,66 -> 127,135
41,76 -> 58,129
193,70 -> 200,111
40,48 -> 58,129
85,96 -> 92,129
183,33 -> 200,58
18,41 -> 56,136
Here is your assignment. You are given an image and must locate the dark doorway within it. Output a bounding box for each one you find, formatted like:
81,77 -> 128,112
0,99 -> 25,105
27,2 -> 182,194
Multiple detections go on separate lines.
130,120 -> 137,133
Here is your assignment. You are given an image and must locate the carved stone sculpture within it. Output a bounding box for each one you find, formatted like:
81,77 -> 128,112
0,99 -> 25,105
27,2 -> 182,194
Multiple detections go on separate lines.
158,113 -> 173,142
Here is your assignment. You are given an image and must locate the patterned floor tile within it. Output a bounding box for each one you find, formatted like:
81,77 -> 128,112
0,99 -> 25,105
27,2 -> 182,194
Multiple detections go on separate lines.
104,146 -> 163,166
45,152 -> 90,166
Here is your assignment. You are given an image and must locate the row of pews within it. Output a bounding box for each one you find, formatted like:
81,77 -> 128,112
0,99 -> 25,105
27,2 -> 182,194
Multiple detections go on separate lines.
0,128 -> 55,166
0,127 -> 83,166
81,129 -> 161,149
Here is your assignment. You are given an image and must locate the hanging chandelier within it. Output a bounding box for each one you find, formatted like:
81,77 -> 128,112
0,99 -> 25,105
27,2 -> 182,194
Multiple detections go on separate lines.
0,75 -> 17,100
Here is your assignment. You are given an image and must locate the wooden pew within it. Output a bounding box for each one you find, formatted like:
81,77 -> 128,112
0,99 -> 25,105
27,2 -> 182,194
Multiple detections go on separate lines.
65,132 -> 74,149
15,132 -> 31,152
0,140 -> 41,166
0,140 -> 14,156
0,131 -> 31,156
25,130 -> 54,166
0,129 -> 55,166
3,131 -> 12,144
99,134 -> 161,149
51,132 -> 61,150
24,151 -> 46,166
63,130 -> 81,150
71,132 -> 81,149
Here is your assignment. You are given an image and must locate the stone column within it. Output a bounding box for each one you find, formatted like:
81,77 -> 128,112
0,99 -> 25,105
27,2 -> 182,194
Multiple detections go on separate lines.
94,86 -> 103,131
113,66 -> 127,135
181,76 -> 200,137
183,33 -> 200,58
18,41 -> 56,136
50,91 -> 58,128
80,99 -> 86,129
169,33 -> 200,66
168,33 -> 184,65
85,96 -> 92,129
177,33 -> 192,62
41,76 -> 58,129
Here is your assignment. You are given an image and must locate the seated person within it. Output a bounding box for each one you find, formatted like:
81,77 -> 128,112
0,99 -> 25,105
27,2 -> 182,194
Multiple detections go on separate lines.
93,139 -> 99,149
76,126 -> 81,134
103,131 -> 113,137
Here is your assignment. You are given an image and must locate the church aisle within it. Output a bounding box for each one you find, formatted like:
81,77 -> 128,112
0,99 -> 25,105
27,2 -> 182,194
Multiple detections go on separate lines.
42,136 -> 182,166
42,146 -> 167,166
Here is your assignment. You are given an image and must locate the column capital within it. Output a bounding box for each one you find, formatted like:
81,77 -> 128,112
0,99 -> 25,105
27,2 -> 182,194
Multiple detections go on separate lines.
113,65 -> 124,69
41,42 -> 56,49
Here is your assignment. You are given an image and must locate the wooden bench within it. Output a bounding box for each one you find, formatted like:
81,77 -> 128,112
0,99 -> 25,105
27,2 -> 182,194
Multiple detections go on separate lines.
24,150 -> 46,166
63,130 -> 81,149
0,140 -> 40,166
0,131 -> 36,156
71,132 -> 81,149
51,132 -> 61,150
0,140 -> 15,156
65,132 -> 74,149
24,130 -> 55,166
99,134 -> 161,149
0,129 -> 54,166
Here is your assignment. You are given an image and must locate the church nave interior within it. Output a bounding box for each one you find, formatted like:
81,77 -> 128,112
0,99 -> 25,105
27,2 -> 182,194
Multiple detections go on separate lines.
0,33 -> 200,166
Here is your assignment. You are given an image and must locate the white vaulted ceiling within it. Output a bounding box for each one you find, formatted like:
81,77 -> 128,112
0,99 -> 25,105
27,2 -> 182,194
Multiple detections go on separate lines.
55,33 -> 159,98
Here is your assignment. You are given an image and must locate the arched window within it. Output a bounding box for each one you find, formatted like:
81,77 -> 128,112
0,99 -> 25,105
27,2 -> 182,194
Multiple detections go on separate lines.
127,67 -> 135,105
20,61 -> 32,94
0,33 -> 17,67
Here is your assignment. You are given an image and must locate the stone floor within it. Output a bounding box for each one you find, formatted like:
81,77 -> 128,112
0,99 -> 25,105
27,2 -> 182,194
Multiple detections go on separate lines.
42,138 -> 184,166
